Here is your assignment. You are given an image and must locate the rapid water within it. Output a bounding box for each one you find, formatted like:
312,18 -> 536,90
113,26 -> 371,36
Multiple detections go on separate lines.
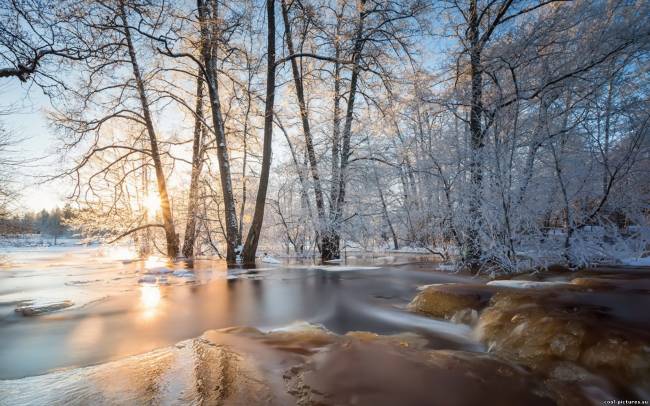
0,246 -> 478,380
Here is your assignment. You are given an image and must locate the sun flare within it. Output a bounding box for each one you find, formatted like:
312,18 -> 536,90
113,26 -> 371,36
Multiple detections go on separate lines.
107,246 -> 137,261
144,255 -> 166,270
140,285 -> 161,309
143,194 -> 161,217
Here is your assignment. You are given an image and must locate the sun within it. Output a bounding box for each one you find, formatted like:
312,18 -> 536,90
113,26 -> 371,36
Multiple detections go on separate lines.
144,194 -> 161,217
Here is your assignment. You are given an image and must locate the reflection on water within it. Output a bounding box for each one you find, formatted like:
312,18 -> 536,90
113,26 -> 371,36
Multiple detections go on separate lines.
139,285 -> 161,320
143,255 -> 167,270
0,246 -> 472,379
107,246 -> 137,261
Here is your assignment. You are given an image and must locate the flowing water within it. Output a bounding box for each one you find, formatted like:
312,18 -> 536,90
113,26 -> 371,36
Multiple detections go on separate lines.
2,245 -> 649,405
0,246 -> 477,380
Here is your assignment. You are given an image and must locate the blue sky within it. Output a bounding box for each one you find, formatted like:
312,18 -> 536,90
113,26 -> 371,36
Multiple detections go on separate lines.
1,79 -> 65,212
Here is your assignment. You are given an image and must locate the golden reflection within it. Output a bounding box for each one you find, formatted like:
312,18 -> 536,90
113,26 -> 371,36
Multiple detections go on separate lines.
67,316 -> 104,350
109,246 -> 137,261
144,255 -> 166,270
140,285 -> 161,320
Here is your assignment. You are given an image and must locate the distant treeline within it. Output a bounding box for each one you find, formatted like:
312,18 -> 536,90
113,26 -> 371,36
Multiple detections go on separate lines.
0,206 -> 75,239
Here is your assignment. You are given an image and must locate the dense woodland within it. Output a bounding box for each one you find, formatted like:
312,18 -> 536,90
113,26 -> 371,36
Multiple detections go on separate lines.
0,207 -> 74,241
1,0 -> 649,271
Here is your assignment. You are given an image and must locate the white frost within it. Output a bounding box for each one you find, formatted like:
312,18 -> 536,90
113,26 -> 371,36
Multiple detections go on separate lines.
486,280 -> 571,289
621,257 -> 650,266
261,254 -> 281,264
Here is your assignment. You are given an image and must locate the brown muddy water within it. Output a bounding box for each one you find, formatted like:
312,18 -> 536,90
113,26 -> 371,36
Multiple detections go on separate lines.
0,246 -> 649,405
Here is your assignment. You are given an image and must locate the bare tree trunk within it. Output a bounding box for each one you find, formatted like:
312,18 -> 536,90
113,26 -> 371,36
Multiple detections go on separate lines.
182,73 -> 206,258
280,0 -> 329,258
197,0 -> 239,264
277,118 -> 315,228
330,13 -> 342,228
140,139 -> 152,256
119,0 -> 178,258
328,0 -> 367,260
466,0 -> 483,265
603,72 -> 614,195
237,74 -> 253,247
241,0 -> 276,264
373,164 -> 398,250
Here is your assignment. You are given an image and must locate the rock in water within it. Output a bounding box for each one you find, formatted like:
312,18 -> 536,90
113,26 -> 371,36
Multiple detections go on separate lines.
15,300 -> 74,316
476,289 -> 650,395
408,283 -> 495,319
146,266 -> 173,275
138,275 -> 157,284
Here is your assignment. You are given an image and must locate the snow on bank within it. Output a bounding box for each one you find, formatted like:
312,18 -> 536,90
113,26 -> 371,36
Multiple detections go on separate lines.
435,264 -> 456,271
0,236 -> 82,248
267,321 -> 330,333
310,265 -> 381,272
486,280 -> 572,289
621,257 -> 650,266
261,254 -> 281,264
416,283 -> 444,291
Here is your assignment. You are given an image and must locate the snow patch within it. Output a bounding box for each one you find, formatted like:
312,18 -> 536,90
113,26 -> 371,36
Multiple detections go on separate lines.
172,270 -> 195,278
15,299 -> 74,316
487,280 -> 571,289
312,265 -> 381,272
138,275 -> 158,285
416,283 -> 444,291
267,321 -> 329,333
145,267 -> 173,275
621,257 -> 650,266
435,264 -> 456,271
261,254 -> 281,264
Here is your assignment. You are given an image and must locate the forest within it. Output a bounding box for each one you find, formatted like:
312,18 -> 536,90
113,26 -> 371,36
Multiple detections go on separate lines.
1,0 -> 648,271
1,1 -> 650,404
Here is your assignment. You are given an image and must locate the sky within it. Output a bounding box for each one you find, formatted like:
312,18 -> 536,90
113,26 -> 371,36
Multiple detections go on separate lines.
1,79 -> 66,212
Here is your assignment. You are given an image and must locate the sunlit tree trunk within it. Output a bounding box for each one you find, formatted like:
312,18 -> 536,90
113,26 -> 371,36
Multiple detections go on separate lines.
242,0 -> 276,264
197,0 -> 239,264
182,73 -> 207,258
119,0 -> 179,258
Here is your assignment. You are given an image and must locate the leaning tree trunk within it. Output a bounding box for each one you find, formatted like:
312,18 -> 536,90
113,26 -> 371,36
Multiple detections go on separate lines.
241,0 -> 276,264
182,72 -> 207,258
119,1 -> 179,258
197,0 -> 239,264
